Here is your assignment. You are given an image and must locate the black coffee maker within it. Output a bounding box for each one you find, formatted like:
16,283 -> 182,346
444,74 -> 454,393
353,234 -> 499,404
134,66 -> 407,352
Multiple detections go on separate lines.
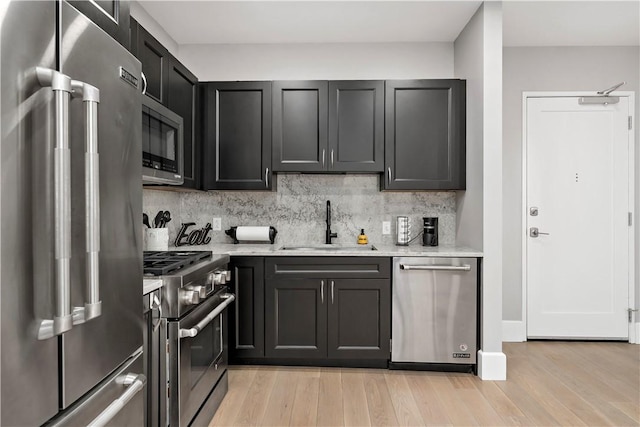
422,217 -> 438,246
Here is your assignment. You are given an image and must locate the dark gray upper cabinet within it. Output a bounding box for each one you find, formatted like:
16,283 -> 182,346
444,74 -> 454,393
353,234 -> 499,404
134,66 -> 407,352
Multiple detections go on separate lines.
137,25 -> 169,105
167,59 -> 200,189
384,79 -> 466,190
272,81 -> 328,172
229,257 -> 265,360
203,82 -> 272,190
329,81 -> 384,172
273,80 -> 384,173
69,1 -> 129,48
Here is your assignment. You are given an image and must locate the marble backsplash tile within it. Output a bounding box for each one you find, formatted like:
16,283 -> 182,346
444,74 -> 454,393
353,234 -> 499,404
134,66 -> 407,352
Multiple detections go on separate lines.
143,174 -> 456,249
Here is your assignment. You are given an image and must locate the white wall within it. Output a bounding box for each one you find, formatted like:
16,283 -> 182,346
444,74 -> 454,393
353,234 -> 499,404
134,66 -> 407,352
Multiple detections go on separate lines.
455,2 -> 506,380
178,42 -> 453,81
130,1 -> 179,56
502,47 -> 640,328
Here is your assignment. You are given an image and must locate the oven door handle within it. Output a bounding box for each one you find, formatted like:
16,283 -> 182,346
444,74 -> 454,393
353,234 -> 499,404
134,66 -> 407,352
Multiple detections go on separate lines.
179,293 -> 235,339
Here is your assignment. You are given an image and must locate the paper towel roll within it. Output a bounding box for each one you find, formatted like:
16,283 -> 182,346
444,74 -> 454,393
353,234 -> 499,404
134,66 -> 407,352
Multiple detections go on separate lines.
235,226 -> 272,242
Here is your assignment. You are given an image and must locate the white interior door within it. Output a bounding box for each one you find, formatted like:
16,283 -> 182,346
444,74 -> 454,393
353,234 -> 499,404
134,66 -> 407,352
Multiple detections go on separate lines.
526,95 -> 631,339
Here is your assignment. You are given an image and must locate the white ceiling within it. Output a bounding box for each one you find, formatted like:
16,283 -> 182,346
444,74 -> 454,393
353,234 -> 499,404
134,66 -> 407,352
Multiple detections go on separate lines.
138,1 -> 640,46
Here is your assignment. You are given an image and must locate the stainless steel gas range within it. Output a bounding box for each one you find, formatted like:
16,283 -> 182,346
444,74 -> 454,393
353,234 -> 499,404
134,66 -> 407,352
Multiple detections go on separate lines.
144,251 -> 234,427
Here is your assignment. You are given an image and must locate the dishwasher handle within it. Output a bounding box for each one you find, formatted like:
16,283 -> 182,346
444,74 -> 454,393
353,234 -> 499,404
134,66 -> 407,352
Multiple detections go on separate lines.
400,264 -> 471,272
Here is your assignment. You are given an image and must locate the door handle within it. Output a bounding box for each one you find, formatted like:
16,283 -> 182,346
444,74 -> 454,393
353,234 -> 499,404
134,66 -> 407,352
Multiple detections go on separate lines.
387,167 -> 392,184
35,68 -> 74,340
179,294 -> 235,339
330,150 -> 334,168
400,264 -> 471,271
321,280 -> 324,304
140,71 -> 147,95
87,373 -> 146,427
265,167 -> 269,188
529,227 -> 550,238
71,80 -> 102,325
322,149 -> 326,168
330,280 -> 334,304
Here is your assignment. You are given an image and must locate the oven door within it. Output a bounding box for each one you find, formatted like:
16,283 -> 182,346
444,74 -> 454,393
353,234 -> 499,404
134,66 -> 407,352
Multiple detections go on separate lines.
167,291 -> 235,427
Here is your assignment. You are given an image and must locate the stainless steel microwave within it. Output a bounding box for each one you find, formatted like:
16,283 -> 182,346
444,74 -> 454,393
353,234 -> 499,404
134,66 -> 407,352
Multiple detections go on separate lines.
142,95 -> 184,185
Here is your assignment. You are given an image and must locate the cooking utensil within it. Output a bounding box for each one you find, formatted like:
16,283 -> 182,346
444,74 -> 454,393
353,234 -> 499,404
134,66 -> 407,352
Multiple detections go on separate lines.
153,211 -> 164,228
162,211 -> 171,228
143,213 -> 151,228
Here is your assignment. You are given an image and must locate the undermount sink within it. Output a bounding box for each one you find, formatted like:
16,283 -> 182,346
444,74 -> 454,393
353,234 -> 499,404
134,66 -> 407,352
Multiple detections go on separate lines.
280,244 -> 378,251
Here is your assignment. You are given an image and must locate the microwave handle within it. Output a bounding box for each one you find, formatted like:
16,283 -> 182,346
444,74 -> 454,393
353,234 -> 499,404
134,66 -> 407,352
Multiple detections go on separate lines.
70,80 -> 102,325
140,71 -> 147,95
35,68 -> 74,340
179,294 -> 235,339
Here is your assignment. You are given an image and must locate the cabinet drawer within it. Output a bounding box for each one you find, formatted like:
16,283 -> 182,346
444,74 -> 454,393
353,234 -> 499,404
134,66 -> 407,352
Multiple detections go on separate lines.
265,257 -> 390,279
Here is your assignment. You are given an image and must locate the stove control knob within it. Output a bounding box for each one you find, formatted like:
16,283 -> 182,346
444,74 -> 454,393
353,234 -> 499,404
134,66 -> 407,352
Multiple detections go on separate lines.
224,270 -> 231,281
190,286 -> 207,299
180,290 -> 199,306
213,272 -> 226,285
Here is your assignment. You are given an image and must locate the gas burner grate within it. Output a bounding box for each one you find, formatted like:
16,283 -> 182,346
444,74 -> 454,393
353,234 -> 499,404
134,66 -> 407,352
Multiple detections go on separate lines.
143,251 -> 212,276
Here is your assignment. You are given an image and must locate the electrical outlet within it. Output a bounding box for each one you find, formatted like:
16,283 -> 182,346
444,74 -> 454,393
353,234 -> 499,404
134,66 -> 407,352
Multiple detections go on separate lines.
382,221 -> 391,235
212,217 -> 222,231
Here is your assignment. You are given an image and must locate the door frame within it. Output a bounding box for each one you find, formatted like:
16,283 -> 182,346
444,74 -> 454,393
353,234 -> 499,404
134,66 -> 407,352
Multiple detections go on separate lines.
521,91 -> 636,343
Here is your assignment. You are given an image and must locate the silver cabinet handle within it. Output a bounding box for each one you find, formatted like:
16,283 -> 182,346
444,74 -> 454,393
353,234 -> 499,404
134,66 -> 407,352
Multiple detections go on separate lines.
152,294 -> 162,332
387,167 -> 392,184
140,71 -> 147,95
330,150 -> 334,167
322,149 -> 326,167
71,80 -> 102,325
321,280 -> 324,303
87,373 -> 146,427
265,167 -> 269,188
331,281 -> 334,304
529,227 -> 550,238
179,294 -> 235,339
36,68 -> 73,340
400,264 -> 471,271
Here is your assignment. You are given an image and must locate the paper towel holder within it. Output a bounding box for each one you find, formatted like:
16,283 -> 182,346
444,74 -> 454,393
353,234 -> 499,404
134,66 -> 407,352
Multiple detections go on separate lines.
225,226 -> 278,244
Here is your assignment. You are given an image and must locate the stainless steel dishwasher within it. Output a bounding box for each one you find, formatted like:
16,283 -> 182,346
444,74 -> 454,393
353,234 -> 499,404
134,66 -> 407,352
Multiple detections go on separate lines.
391,257 -> 478,370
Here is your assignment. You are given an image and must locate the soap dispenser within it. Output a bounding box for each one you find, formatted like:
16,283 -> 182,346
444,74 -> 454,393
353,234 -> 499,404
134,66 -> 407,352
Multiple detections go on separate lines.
358,229 -> 368,245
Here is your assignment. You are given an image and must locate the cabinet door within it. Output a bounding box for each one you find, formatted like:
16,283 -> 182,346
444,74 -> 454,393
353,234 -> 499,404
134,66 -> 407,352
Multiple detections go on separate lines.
272,81 -> 328,172
203,82 -> 272,190
384,80 -> 466,190
137,25 -> 169,105
167,58 -> 200,189
68,1 -> 129,48
265,278 -> 327,359
229,258 -> 265,359
327,279 -> 390,359
329,81 -> 384,172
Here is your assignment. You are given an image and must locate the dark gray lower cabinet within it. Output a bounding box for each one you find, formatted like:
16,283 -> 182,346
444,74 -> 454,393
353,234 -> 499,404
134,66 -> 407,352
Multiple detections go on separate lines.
264,257 -> 390,362
265,278 -> 327,359
327,279 -> 390,359
229,257 -> 265,360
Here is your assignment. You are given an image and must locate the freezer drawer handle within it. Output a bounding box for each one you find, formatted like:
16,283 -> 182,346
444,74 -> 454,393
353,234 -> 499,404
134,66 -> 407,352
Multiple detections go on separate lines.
86,373 -> 146,427
35,67 -> 74,340
400,264 -> 472,271
71,80 -> 102,325
179,294 -> 235,339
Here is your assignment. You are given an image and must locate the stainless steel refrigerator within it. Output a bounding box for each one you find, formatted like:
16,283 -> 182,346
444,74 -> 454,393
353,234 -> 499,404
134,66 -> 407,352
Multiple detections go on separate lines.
1,1 -> 144,425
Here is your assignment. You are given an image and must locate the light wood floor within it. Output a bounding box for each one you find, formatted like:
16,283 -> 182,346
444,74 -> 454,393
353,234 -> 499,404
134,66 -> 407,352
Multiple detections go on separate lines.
209,342 -> 640,426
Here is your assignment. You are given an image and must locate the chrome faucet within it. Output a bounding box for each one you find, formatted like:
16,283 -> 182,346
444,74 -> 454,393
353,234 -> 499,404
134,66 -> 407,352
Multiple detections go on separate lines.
325,200 -> 337,244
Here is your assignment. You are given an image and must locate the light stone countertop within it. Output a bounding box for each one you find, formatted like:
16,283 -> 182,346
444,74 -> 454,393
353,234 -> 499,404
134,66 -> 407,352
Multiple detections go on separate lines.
141,244 -> 482,294
205,243 -> 483,258
143,278 -> 163,295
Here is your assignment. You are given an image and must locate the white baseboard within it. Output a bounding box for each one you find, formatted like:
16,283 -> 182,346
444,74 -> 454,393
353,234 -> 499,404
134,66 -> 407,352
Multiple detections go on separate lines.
631,322 -> 640,344
502,320 -> 526,342
477,350 -> 507,380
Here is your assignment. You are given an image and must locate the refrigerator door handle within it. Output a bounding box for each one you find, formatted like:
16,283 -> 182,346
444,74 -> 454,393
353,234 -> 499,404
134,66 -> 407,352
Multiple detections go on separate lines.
35,67 -> 74,340
71,80 -> 102,325
86,373 -> 146,427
